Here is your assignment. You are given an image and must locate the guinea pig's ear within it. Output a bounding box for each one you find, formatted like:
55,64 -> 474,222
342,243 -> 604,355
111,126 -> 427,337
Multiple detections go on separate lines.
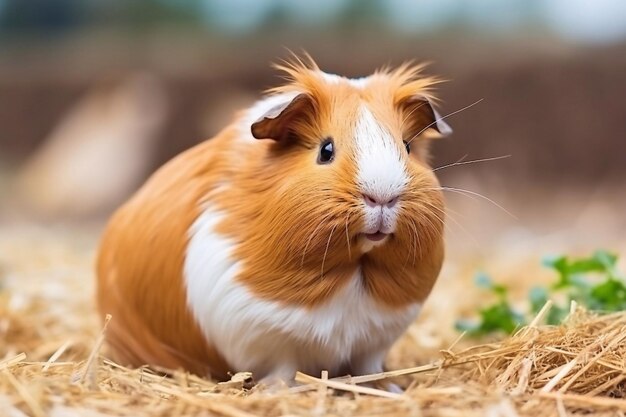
251,93 -> 314,141
400,95 -> 452,140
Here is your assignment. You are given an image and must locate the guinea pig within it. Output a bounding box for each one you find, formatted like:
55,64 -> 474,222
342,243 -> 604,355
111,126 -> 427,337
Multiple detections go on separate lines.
96,56 -> 451,390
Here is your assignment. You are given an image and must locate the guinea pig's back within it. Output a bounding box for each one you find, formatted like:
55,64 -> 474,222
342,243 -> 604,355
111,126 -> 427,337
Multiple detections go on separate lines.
96,135 -> 233,379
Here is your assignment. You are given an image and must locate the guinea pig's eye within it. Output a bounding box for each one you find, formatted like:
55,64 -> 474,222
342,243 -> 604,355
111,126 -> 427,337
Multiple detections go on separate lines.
317,138 -> 334,164
403,140 -> 411,154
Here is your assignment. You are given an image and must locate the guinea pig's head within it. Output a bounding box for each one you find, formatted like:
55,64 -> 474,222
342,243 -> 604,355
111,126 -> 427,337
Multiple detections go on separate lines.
231,57 -> 450,306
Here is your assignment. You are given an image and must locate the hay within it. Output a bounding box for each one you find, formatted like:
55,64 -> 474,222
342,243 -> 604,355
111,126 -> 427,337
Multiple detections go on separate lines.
1,225 -> 625,416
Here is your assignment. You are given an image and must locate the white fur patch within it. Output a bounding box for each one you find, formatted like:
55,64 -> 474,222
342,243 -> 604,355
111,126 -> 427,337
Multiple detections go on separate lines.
184,208 -> 420,380
355,106 -> 408,247
355,105 -> 408,202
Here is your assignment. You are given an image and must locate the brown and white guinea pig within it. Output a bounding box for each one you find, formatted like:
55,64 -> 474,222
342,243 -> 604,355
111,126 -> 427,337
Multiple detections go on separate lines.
96,56 -> 452,389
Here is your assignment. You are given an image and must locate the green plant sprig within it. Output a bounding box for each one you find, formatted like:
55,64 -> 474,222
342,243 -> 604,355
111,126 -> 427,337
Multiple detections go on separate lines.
456,250 -> 624,336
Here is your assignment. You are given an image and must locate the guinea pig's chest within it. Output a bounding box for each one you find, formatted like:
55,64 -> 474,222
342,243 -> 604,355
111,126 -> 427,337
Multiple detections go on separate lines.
183,208 -> 421,376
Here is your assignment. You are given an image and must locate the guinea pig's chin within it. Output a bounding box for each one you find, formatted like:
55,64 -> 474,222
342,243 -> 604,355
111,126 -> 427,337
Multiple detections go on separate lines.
359,233 -> 390,253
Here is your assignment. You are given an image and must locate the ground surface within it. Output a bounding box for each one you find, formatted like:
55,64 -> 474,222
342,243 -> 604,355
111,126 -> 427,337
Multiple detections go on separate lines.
1,222 -> 626,417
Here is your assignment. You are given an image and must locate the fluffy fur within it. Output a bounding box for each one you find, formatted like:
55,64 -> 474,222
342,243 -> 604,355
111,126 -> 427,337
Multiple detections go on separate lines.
96,56 -> 449,385
185,208 -> 421,383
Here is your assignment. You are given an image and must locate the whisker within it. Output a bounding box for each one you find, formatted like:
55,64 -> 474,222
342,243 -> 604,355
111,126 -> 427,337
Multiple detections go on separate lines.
301,213 -> 333,267
410,218 -> 421,266
426,186 -> 517,220
415,210 -> 441,249
401,218 -> 418,270
421,204 -> 445,230
320,224 -> 337,278
442,153 -> 468,167
417,198 -> 466,226
432,154 -> 511,173
401,101 -> 428,126
407,98 -> 484,145
420,200 -> 480,248
344,214 -> 352,261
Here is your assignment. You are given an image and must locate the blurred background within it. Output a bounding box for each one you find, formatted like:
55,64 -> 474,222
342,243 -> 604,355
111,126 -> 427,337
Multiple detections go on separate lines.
0,0 -> 625,255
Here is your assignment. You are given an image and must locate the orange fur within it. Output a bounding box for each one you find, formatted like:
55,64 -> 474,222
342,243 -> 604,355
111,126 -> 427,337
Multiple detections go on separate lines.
97,139 -> 232,378
97,56 -> 446,378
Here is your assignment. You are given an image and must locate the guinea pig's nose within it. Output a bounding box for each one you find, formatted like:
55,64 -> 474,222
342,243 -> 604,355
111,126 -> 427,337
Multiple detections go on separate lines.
363,193 -> 399,208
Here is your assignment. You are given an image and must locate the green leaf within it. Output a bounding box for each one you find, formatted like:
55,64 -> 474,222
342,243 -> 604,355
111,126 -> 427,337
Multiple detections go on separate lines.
545,251 -> 620,290
592,250 -> 620,280
458,250 -> 624,337
543,255 -> 571,289
477,302 -> 525,334
567,258 -> 605,275
593,250 -> 618,269
589,279 -> 626,311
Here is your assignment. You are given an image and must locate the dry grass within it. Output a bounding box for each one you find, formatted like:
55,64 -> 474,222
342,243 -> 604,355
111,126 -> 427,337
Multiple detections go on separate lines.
1,224 -> 626,417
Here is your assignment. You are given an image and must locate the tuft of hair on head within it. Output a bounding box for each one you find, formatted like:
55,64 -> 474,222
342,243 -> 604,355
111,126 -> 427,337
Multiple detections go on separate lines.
375,61 -> 444,105
270,54 -> 443,103
272,51 -> 319,81
372,61 -> 452,141
267,51 -> 330,98
257,53 -> 451,143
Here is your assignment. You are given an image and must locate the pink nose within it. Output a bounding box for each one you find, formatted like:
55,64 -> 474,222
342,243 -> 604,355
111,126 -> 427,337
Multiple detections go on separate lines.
363,193 -> 399,208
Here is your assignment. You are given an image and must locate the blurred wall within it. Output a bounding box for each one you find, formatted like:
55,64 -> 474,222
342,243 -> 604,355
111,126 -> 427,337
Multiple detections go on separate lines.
1,36 -> 624,184
0,0 -> 625,224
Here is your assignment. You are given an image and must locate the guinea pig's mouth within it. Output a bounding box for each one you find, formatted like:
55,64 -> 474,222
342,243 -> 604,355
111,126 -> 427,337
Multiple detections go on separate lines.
363,232 -> 389,242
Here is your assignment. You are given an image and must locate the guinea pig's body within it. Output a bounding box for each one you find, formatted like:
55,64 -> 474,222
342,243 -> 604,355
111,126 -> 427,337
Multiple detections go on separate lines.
97,58 -> 450,386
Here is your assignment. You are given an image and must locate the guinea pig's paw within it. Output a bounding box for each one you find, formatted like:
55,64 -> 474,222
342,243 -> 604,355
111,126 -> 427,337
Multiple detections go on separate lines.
256,372 -> 295,394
